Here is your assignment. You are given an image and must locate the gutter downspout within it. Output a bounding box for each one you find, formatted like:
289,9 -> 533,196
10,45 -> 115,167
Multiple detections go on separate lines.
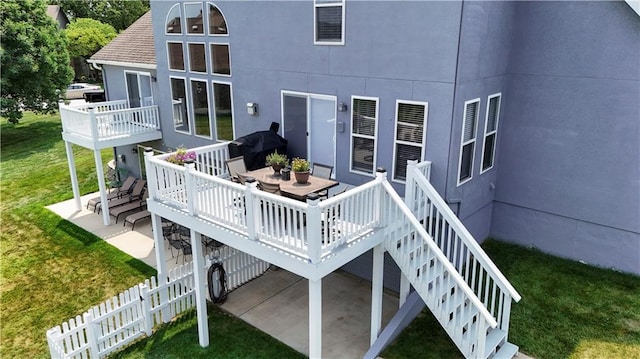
444,0 -> 465,217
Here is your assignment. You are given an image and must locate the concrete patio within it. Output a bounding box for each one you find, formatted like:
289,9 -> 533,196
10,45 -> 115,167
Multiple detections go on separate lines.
46,192 -> 400,358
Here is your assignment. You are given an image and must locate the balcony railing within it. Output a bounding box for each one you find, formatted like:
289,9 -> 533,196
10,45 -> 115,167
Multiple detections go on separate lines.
60,100 -> 161,143
146,143 -> 387,264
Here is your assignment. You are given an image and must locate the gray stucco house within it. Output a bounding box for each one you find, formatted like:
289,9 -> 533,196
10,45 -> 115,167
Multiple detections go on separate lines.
59,1 -> 639,357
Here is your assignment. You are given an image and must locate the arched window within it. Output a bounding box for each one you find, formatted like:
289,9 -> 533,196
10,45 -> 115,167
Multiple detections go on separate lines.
166,4 -> 182,34
208,4 -> 228,35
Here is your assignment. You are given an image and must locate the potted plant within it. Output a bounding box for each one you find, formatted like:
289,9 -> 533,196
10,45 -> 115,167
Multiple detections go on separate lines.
166,146 -> 196,165
265,151 -> 289,175
291,157 -> 310,184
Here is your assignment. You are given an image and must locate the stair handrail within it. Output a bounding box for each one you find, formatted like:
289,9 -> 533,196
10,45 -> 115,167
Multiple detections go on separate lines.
381,180 -> 498,329
411,167 -> 521,302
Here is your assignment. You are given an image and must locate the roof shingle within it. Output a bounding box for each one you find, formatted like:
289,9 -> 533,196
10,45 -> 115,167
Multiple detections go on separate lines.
90,11 -> 155,66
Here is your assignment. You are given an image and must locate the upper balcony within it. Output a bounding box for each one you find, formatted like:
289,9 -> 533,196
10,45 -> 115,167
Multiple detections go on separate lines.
60,100 -> 162,150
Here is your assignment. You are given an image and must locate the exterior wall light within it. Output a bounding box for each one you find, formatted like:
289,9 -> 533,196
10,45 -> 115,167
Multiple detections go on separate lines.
338,102 -> 348,112
247,102 -> 258,116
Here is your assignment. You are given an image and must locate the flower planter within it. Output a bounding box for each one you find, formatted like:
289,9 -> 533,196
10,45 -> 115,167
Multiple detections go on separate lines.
294,171 -> 310,184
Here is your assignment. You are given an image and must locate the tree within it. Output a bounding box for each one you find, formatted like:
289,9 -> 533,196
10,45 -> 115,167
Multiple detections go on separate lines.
64,18 -> 117,59
0,0 -> 74,124
55,0 -> 149,32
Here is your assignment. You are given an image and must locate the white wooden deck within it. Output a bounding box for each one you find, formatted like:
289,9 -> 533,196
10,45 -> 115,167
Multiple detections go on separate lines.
60,100 -> 162,150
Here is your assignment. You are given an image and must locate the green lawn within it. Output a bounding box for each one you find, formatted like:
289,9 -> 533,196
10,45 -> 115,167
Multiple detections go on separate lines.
382,241 -> 640,359
0,113 -> 301,358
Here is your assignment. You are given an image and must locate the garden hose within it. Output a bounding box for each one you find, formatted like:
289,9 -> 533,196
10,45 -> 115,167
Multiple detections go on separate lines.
207,261 -> 228,304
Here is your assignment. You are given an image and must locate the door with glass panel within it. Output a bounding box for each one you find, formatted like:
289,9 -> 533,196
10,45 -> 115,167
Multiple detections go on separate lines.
282,92 -> 336,172
125,72 -> 153,107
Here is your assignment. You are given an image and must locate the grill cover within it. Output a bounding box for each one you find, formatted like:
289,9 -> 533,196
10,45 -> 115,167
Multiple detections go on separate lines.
228,129 -> 287,171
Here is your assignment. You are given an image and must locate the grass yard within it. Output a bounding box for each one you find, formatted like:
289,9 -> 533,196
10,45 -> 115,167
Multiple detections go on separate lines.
0,113 -> 301,358
382,240 -> 640,359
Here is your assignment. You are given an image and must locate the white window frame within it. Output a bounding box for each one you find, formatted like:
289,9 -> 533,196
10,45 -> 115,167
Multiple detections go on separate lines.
207,2 -> 229,37
457,98 -> 480,186
480,93 -> 501,174
212,80 -> 235,142
349,95 -> 379,176
166,41 -> 186,72
314,0 -> 345,45
190,78 -> 213,140
392,100 -> 428,183
187,42 -> 207,74
170,76 -> 191,135
184,2 -> 205,35
165,3 -> 182,35
209,43 -> 231,77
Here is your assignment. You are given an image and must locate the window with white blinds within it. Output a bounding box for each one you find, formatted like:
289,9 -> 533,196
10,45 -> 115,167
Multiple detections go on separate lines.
350,96 -> 378,175
481,93 -> 501,173
458,98 -> 480,185
314,0 -> 344,45
393,101 -> 428,181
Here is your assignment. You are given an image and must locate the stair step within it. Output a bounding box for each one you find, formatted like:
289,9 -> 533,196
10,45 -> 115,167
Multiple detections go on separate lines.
492,342 -> 519,359
484,329 -> 507,359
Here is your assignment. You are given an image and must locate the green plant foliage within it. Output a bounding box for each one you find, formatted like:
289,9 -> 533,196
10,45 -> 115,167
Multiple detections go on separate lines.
55,0 -> 149,32
64,18 -> 117,59
266,151 -> 289,167
0,0 -> 74,123
291,157 -> 310,172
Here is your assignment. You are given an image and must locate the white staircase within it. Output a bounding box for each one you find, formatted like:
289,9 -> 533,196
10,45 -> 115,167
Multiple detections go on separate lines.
379,161 -> 521,358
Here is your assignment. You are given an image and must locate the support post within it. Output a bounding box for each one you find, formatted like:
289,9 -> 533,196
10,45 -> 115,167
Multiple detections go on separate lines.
144,148 -> 157,199
94,149 -> 110,226
399,274 -> 411,308
370,243 -> 384,345
309,278 -> 322,359
190,229 -> 209,347
306,193 -> 322,264
244,178 -> 259,240
374,168 -> 387,227
150,213 -> 170,323
64,141 -> 82,211
399,160 -> 419,308
184,159 -> 196,215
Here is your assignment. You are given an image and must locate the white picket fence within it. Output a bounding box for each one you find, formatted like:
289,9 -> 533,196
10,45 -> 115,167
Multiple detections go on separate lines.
47,246 -> 270,359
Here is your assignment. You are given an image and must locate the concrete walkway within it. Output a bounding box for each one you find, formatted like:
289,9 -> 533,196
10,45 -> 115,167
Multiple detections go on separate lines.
46,193 -> 400,358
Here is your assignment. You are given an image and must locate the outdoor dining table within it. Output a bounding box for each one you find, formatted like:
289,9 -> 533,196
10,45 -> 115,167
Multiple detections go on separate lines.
242,166 -> 339,201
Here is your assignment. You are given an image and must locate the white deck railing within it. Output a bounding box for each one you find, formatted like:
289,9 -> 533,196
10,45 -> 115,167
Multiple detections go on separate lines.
146,149 -> 384,264
405,160 -> 521,334
60,100 -> 160,142
382,179 -> 498,357
47,247 -> 270,359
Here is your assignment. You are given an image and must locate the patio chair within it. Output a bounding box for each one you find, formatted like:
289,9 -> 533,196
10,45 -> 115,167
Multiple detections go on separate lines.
257,180 -> 281,195
225,156 -> 247,183
202,235 -> 223,255
311,163 -> 333,199
123,209 -> 151,230
331,185 -> 350,198
167,232 -> 192,264
110,191 -> 148,223
96,179 -> 146,214
237,173 -> 251,185
87,175 -> 137,211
